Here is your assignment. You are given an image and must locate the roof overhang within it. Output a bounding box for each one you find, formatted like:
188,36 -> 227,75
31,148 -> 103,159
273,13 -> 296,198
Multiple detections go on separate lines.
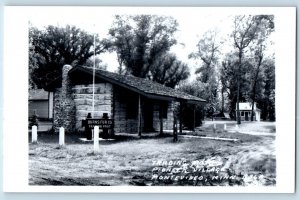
69,66 -> 206,104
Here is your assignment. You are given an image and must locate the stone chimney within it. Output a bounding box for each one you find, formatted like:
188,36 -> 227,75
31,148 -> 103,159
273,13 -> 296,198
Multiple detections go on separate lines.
53,65 -> 76,133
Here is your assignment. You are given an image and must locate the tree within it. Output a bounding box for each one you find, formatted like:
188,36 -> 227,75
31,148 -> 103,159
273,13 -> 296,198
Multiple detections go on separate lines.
29,28 -> 38,89
248,17 -> 274,121
29,24 -> 110,89
189,30 -> 221,119
84,56 -> 107,71
249,43 -> 265,121
220,52 -> 252,119
220,55 -> 239,119
177,81 -> 206,128
232,15 -> 271,124
189,30 -> 220,83
108,15 -> 178,78
150,53 -> 190,88
258,57 -> 275,121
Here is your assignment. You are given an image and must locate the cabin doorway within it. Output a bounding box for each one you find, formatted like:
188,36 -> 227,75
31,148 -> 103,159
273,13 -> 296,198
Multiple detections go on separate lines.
143,100 -> 154,132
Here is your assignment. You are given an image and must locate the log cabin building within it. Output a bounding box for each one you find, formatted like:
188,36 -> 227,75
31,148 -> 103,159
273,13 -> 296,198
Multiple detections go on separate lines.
45,65 -> 206,136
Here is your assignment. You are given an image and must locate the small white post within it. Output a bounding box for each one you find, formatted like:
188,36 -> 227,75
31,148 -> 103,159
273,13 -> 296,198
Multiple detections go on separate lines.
94,126 -> 99,153
32,125 -> 38,144
224,124 -> 227,131
59,127 -> 65,146
213,123 -> 216,133
235,124 -> 239,131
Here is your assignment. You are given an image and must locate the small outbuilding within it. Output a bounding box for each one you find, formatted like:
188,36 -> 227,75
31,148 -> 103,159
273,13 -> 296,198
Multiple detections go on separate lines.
29,89 -> 53,120
236,102 -> 261,121
45,65 -> 206,136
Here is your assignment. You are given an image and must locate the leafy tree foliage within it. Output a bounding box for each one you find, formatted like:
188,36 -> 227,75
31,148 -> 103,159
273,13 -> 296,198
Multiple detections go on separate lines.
189,30 -> 220,118
257,57 -> 275,121
220,53 -> 252,118
29,24 -> 110,89
189,30 -> 220,83
151,53 -> 190,88
177,81 -> 206,128
29,30 -> 38,89
108,15 -> 188,87
84,56 -> 108,71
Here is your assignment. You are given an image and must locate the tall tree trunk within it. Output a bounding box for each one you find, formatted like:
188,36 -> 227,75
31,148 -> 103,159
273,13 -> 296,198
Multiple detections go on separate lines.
250,88 -> 256,121
236,51 -> 242,124
221,85 -> 225,115
251,55 -> 263,121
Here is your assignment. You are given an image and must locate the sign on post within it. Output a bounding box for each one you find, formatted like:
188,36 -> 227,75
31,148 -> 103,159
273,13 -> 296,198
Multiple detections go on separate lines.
86,119 -> 113,129
82,116 -> 114,140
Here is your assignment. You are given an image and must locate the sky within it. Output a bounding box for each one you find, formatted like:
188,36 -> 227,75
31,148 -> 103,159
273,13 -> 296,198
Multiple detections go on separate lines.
28,7 -> 274,81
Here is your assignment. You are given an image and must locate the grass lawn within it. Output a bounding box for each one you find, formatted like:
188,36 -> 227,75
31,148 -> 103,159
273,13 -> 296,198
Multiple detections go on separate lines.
29,124 -> 276,186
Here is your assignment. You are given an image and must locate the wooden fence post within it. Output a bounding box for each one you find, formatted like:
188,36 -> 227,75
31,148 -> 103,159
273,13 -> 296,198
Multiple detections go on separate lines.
32,125 -> 37,144
94,126 -> 99,153
59,127 -> 65,146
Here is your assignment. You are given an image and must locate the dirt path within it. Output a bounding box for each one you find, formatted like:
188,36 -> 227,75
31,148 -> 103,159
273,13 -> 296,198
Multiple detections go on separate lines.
202,120 -> 276,136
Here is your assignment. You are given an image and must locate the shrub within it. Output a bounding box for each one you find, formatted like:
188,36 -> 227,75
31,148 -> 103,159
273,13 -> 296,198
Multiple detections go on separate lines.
29,113 -> 39,128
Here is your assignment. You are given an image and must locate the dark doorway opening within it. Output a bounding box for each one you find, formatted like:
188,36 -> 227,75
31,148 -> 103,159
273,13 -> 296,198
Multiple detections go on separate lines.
143,100 -> 154,132
245,112 -> 249,121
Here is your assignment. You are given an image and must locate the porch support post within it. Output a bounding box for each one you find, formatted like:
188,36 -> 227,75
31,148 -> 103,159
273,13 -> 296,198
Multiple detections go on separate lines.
193,104 -> 196,131
138,95 -> 142,137
179,101 -> 183,134
159,102 -> 163,136
173,115 -> 178,142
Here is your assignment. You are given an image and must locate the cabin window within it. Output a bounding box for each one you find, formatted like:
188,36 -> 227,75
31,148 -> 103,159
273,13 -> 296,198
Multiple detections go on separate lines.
241,111 -> 244,117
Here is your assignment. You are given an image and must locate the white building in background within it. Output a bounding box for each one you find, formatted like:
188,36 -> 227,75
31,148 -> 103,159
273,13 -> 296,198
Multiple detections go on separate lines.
236,102 -> 261,122
29,89 -> 54,120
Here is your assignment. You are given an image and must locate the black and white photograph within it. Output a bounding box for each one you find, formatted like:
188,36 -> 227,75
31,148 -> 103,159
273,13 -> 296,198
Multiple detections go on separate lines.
3,6 -> 296,193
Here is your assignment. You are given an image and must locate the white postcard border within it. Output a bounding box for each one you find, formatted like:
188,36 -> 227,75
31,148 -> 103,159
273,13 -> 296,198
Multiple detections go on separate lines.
3,6 -> 296,193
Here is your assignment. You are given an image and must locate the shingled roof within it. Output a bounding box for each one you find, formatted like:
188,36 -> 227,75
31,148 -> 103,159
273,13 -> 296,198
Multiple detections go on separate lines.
69,66 -> 206,104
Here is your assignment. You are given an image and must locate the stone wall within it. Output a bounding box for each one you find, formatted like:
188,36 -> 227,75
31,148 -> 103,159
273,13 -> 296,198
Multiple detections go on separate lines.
73,83 -> 113,130
53,65 -> 76,133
